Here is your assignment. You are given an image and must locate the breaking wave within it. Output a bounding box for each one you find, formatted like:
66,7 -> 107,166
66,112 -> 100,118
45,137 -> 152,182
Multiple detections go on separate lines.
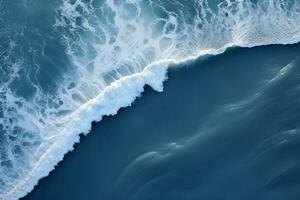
0,0 -> 300,199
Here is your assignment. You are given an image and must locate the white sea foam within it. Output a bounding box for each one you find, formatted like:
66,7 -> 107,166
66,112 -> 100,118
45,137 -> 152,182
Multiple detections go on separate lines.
1,0 -> 300,199
2,60 -> 171,200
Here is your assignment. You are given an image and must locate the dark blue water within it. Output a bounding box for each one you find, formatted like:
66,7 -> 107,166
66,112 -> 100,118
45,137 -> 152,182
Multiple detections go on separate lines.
1,0 -> 300,199
23,44 -> 300,200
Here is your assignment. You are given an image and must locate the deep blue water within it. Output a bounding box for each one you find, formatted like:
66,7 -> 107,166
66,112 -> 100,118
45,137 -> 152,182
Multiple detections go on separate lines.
1,0 -> 300,199
23,44 -> 300,200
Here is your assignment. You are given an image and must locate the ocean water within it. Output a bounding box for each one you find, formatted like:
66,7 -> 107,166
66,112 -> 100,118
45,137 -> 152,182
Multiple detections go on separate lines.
1,0 -> 300,199
23,43 -> 300,200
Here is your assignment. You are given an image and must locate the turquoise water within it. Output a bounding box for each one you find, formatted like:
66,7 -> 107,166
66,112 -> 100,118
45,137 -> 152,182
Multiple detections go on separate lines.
1,0 -> 300,199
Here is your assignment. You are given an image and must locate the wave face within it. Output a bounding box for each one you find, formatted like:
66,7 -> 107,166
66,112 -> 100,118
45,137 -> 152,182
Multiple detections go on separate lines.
0,0 -> 300,199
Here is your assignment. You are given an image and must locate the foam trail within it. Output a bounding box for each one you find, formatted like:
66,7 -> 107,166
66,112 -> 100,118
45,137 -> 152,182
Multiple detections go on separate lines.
3,60 -> 171,200
3,48 -> 227,200
1,0 -> 300,199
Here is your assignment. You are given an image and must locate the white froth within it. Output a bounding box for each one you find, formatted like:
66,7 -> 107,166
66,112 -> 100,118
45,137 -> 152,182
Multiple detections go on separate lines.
2,60 -> 171,200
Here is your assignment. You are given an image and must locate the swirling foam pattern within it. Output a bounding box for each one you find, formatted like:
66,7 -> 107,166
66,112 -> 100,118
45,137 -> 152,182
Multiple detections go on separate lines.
0,0 -> 300,199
